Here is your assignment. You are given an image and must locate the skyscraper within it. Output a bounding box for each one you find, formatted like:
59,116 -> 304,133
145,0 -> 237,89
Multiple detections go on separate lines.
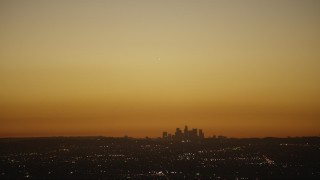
199,129 -> 204,139
175,128 -> 183,140
190,128 -> 198,140
162,132 -> 168,139
184,126 -> 189,139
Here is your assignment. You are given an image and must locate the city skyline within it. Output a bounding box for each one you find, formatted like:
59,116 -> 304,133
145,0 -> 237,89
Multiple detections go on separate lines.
162,125 -> 205,141
1,0 -> 320,138
0,124 -> 318,139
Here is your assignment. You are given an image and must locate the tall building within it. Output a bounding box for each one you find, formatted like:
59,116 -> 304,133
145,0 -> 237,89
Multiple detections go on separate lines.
189,128 -> 197,140
184,125 -> 189,139
175,128 -> 183,140
162,132 -> 168,139
199,129 -> 204,139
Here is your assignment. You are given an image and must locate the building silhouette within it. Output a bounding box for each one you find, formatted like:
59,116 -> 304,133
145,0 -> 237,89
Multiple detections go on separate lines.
163,125 -> 204,141
162,132 -> 168,139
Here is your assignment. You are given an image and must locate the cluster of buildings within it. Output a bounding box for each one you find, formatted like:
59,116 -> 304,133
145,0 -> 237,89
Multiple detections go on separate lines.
162,126 -> 204,141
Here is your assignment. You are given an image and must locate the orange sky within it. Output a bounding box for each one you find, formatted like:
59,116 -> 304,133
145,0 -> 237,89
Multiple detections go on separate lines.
1,0 -> 320,138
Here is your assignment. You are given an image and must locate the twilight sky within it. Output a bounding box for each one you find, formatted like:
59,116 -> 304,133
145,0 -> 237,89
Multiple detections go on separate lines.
1,0 -> 320,137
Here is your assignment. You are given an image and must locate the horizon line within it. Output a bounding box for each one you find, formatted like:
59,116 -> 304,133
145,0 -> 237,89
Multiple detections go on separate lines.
1,135 -> 319,139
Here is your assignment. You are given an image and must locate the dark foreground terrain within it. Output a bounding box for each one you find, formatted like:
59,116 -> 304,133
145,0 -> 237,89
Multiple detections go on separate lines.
0,137 -> 320,179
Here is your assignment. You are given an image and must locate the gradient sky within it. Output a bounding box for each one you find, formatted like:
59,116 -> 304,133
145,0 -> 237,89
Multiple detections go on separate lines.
1,0 -> 320,138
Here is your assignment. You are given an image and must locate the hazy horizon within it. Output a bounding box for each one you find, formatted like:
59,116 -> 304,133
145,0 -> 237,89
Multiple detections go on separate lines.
1,134 -> 319,139
1,0 -> 320,138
